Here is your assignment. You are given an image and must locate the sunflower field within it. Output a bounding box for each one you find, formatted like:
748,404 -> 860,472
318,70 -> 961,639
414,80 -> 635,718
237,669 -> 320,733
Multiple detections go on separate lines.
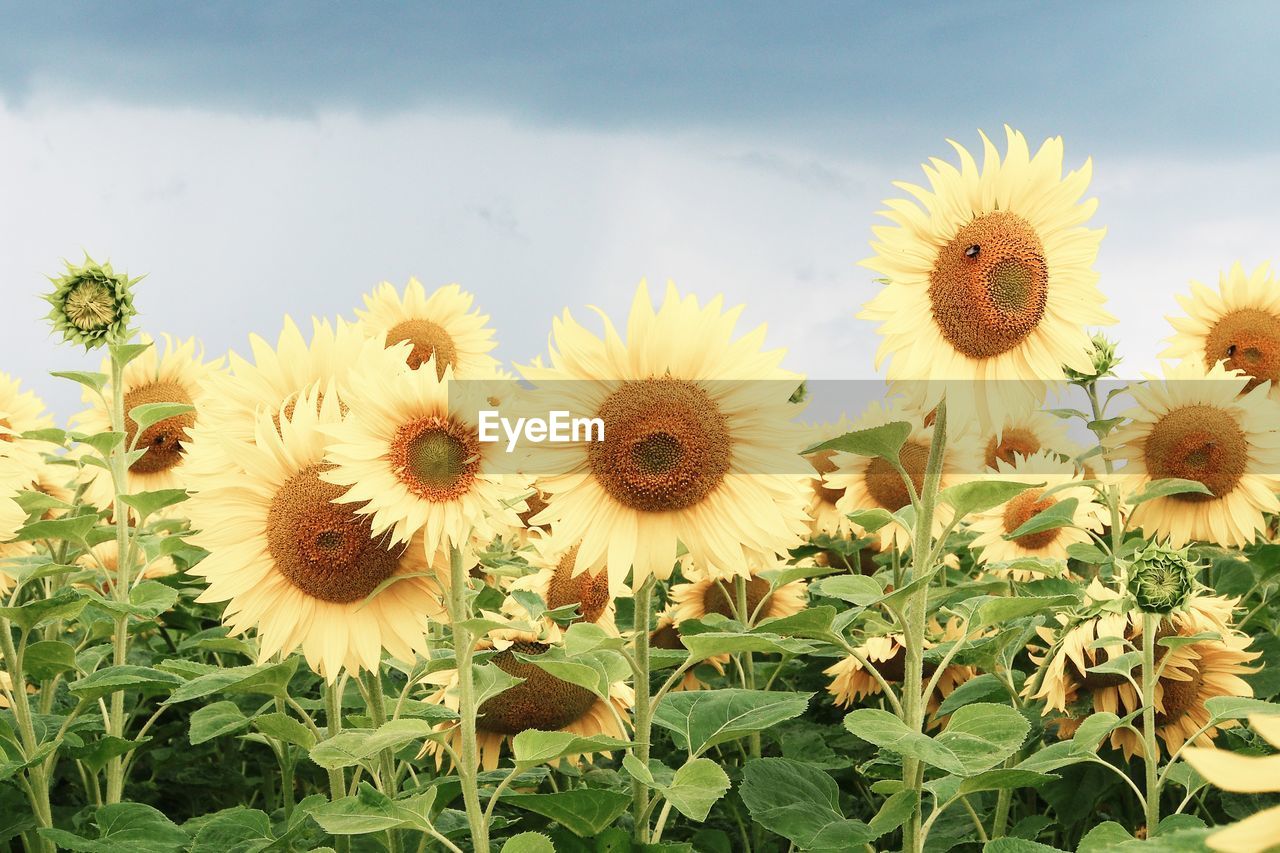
3,126 -> 1280,853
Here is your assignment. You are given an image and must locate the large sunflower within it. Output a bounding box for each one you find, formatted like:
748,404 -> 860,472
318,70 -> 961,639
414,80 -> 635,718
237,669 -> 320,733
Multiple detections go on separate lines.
1163,261 -> 1280,395
320,344 -> 529,562
354,279 -> 500,379
187,389 -> 446,680
517,281 -> 812,587
1106,360 -> 1280,548
72,335 -> 223,509
968,450 -> 1107,579
860,127 -> 1112,429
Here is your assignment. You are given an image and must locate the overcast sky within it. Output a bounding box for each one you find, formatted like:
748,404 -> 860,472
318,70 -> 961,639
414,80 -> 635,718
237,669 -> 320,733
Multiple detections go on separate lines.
2,2 -> 1278,420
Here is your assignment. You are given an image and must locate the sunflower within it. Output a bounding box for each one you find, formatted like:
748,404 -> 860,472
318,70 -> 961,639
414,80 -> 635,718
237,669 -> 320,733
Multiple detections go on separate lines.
0,372 -> 54,471
187,388 -> 446,680
823,399 -> 977,551
979,408 -> 1081,471
320,343 -> 529,563
0,455 -> 35,595
1163,261 -> 1280,396
1106,360 -> 1280,548
354,279 -> 500,379
860,127 -> 1112,430
803,416 -> 859,536
517,281 -> 812,587
968,451 -> 1107,579
72,335 -> 223,510
648,605 -> 727,691
1184,713 -> 1280,853
669,560 -> 807,626
422,638 -> 633,771
76,539 -> 177,590
500,532 -> 620,637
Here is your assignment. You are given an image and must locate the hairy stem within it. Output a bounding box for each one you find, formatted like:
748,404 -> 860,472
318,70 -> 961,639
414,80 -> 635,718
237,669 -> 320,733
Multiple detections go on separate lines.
1141,611 -> 1161,834
631,575 -> 656,844
447,546 -> 489,853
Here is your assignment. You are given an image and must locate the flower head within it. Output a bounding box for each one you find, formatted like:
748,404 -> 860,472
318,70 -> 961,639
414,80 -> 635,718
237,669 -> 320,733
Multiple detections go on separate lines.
45,256 -> 139,349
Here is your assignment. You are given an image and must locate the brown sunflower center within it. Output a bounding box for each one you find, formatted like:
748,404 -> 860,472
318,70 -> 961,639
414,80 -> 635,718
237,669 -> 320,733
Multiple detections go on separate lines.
928,211 -> 1049,360
476,642 -> 600,734
123,380 -> 196,475
1143,405 -> 1247,501
1076,621 -> 1174,690
650,621 -> 685,651
1204,308 -> 1280,390
386,319 -> 458,378
266,465 -> 403,603
588,378 -> 732,512
388,416 -> 480,501
986,428 -> 1041,469
546,546 -> 612,623
809,449 -> 844,504
864,441 -> 929,512
702,576 -> 772,620
1002,489 -> 1059,550
518,489 -> 550,530
1156,664 -> 1206,726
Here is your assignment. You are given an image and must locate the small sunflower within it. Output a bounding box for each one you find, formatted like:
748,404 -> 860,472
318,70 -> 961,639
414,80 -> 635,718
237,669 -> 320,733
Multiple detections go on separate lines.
44,256 -> 139,349
803,416 -> 859,536
1184,713 -> 1280,853
72,335 -> 223,509
1106,360 -> 1280,548
423,639 -> 633,771
518,281 -> 812,587
968,451 -> 1107,579
187,389 -> 446,680
979,408 -> 1081,471
76,539 -> 177,590
669,560 -> 807,626
320,344 -> 529,562
1163,261 -> 1280,395
355,279 -> 500,379
649,605 -> 727,691
500,532 -> 620,637
860,127 -> 1112,429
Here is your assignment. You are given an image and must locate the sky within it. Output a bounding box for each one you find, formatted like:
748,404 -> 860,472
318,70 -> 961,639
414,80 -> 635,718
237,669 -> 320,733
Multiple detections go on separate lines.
2,2 -> 1279,420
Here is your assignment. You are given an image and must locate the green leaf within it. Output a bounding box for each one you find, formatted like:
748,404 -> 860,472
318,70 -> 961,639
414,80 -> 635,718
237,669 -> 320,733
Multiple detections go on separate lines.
127,403 -> 196,442
755,606 -> 837,639
187,808 -> 275,853
501,833 -> 556,853
50,370 -> 109,394
623,755 -> 730,822
309,718 -> 440,770
942,480 -> 1039,517
934,703 -> 1030,775
23,640 -> 78,680
110,342 -> 152,367
844,709 -> 966,775
1204,696 -> 1280,722
87,581 -> 179,619
681,631 -> 819,659
66,735 -> 150,775
804,420 -> 912,461
12,513 -> 98,544
935,672 -> 1023,718
510,730 -> 630,767
74,430 -> 125,460
1014,741 -> 1087,774
653,689 -> 811,756
0,589 -> 89,630
68,665 -> 182,700
164,658 -> 300,703
1068,712 -> 1123,755
308,783 -> 414,834
40,802 -> 187,853
957,769 -> 1057,795
968,594 -> 1080,629
739,757 -> 875,849
503,789 -> 632,838
1085,651 -> 1142,683
562,621 -> 626,655
811,575 -> 883,606
253,713 -> 317,749
984,840 -> 1068,852
189,701 -> 251,746
1004,498 -> 1080,540
1127,478 -> 1213,506
845,508 -> 896,532
118,489 -> 189,519
473,661 -> 524,705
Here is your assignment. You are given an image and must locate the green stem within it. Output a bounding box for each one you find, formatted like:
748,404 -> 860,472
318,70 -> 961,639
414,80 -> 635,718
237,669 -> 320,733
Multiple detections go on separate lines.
1,620 -> 54,852
630,575 -> 656,844
447,545 -> 489,853
1141,611 -> 1161,834
324,680 -> 351,853
362,669 -> 400,852
104,345 -> 134,805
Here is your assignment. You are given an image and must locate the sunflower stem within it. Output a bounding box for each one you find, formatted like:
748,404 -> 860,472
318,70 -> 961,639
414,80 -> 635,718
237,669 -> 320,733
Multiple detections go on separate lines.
447,545 -> 489,853
735,576 -> 761,760
1141,611 -> 1161,834
901,397 -> 947,853
104,342 -> 135,805
630,574 -> 656,844
0,619 -> 55,852
362,668 -> 400,852
324,680 -> 351,853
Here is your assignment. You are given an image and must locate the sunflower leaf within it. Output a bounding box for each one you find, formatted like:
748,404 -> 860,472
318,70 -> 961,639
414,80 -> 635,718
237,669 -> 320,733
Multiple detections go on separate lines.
1003,498 -> 1080,541
1127,478 -> 1214,506
655,689 -> 812,756
126,403 -> 195,442
942,480 -> 1041,518
803,421 -> 912,462
502,789 -> 631,838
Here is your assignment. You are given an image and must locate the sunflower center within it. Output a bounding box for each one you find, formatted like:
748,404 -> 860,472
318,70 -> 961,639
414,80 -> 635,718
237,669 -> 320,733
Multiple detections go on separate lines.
476,642 -> 600,734
546,546 -> 612,624
386,319 -> 458,379
864,441 -> 929,512
64,279 -> 117,331
1002,489 -> 1059,550
928,211 -> 1049,360
0,417 -> 12,441
1204,308 -> 1280,390
1143,405 -> 1247,501
518,489 -> 550,529
702,576 -> 772,620
1155,665 -> 1206,726
388,416 -> 480,501
123,380 -> 196,475
1077,621 -> 1173,690
266,465 -> 403,603
809,449 -> 844,504
985,427 -> 1041,469
650,621 -> 686,651
588,378 -> 732,513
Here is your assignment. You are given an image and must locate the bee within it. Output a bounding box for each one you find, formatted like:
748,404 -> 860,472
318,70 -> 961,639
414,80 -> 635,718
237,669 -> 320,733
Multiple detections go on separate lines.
965,244 -> 981,259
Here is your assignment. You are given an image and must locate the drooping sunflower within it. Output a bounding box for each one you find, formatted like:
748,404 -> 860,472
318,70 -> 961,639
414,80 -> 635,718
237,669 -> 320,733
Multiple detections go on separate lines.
968,451 -> 1107,579
802,416 -> 860,537
422,637 -> 633,771
1184,713 -> 1280,853
320,344 -> 529,563
517,281 -> 812,587
1106,360 -> 1280,548
823,399 -> 977,551
648,605 -> 728,691
500,532 -> 620,637
860,127 -> 1113,430
72,335 -> 223,509
669,560 -> 807,626
354,279 -> 501,379
187,389 -> 446,680
1163,261 -> 1280,396
979,408 -> 1080,471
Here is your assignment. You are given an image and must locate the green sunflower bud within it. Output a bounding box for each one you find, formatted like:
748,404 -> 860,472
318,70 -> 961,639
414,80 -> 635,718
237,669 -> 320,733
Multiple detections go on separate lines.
44,256 -> 140,349
1125,541 -> 1197,614
1065,332 -> 1121,383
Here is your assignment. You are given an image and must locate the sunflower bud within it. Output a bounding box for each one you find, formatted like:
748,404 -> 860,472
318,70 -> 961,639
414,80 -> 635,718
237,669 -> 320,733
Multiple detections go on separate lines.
1125,541 -> 1197,614
1065,332 -> 1120,383
45,256 -> 139,349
